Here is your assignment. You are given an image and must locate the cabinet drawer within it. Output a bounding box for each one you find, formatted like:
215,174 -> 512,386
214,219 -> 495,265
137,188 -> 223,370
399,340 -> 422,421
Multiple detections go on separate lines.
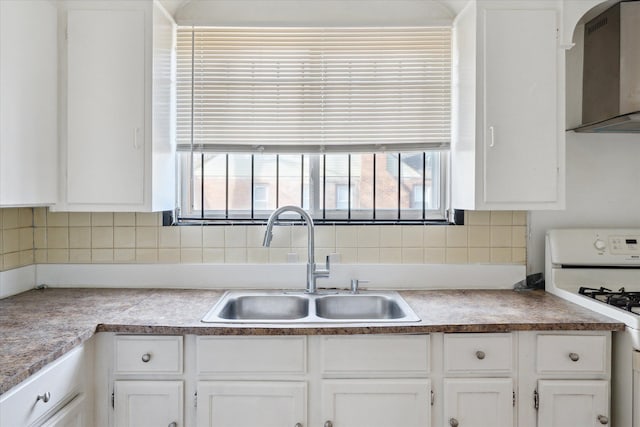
115,336 -> 183,374
444,333 -> 513,374
321,335 -> 430,376
0,346 -> 84,427
536,334 -> 607,374
197,336 -> 307,375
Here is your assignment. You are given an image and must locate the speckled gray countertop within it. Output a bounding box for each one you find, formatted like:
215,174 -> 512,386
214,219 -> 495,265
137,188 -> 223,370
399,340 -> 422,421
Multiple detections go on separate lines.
0,287 -> 624,395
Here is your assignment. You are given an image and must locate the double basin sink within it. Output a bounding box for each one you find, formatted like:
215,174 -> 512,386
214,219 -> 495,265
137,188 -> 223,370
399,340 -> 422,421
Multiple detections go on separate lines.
201,290 -> 421,324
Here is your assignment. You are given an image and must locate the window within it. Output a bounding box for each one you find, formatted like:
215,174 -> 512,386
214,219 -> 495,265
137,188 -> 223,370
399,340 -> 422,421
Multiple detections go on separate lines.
176,27 -> 451,223
411,185 -> 423,210
253,184 -> 269,211
335,184 -> 351,210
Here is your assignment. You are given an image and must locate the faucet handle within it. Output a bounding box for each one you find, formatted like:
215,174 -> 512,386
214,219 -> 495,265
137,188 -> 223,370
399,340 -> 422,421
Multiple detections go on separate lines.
350,279 -> 370,293
314,255 -> 331,277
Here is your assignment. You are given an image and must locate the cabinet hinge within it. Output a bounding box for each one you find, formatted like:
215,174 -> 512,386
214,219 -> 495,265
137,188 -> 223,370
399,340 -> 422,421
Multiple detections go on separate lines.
194,391 -> 198,408
533,389 -> 539,410
513,391 -> 516,407
111,391 -> 115,409
430,390 -> 435,406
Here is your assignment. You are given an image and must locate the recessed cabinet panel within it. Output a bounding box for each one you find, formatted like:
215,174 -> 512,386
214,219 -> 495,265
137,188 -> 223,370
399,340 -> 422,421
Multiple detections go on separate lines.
197,381 -> 307,427
322,379 -> 430,427
536,335 -> 607,374
321,335 -> 430,377
66,8 -> 146,205
0,346 -> 84,427
114,380 -> 183,427
197,336 -> 307,375
0,0 -> 57,206
114,335 -> 183,374
444,378 -> 513,427
483,8 -> 558,204
39,394 -> 86,427
444,333 -> 513,374
537,380 -> 608,427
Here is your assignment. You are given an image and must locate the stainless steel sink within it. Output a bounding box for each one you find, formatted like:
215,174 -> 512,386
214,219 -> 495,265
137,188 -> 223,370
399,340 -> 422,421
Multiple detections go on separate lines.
201,290 -> 420,323
215,294 -> 309,321
315,294 -> 416,320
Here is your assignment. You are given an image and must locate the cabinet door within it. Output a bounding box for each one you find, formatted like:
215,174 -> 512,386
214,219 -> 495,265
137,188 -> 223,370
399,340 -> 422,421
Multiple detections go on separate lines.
537,380 -> 608,427
322,379 -> 430,427
66,8 -> 146,206
444,378 -> 513,427
40,394 -> 86,427
483,8 -> 558,204
197,381 -> 306,427
114,381 -> 183,427
0,0 -> 57,206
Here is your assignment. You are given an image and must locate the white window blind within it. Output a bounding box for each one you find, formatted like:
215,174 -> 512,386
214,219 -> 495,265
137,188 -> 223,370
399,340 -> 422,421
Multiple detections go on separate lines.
176,27 -> 451,153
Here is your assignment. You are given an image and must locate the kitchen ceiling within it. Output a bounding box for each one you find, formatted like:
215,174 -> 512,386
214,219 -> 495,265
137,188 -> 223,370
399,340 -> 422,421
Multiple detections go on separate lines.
157,0 -> 469,22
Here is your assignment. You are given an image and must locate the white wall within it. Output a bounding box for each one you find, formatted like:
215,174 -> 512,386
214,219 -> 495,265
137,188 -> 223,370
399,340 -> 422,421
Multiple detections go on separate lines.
175,0 -> 456,26
529,2 -> 640,275
528,132 -> 640,274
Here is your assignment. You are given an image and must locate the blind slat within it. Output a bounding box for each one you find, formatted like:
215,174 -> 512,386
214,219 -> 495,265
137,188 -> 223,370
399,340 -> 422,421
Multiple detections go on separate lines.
177,26 -> 451,153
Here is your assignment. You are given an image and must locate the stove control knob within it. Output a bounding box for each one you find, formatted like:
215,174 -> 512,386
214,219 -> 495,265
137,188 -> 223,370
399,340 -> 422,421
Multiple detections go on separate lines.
594,239 -> 606,251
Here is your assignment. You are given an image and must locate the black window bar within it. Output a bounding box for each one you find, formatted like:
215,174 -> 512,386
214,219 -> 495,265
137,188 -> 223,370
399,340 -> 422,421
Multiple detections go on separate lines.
180,152 -> 448,225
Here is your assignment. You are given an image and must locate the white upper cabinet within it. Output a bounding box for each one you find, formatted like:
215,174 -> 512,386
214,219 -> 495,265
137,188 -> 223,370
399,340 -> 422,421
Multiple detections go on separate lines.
0,0 -> 57,207
451,0 -> 565,210
57,0 -> 175,212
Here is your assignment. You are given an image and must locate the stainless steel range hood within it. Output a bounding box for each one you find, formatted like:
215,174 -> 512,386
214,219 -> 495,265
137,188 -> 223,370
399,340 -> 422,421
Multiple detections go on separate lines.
573,1 -> 640,133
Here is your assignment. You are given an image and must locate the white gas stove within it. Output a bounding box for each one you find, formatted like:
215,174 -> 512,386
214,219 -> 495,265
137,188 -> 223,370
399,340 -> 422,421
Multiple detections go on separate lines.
546,228 -> 640,427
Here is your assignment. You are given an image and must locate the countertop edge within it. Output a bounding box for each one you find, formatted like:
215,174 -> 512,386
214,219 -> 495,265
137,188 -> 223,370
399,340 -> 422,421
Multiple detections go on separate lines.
96,321 -> 625,335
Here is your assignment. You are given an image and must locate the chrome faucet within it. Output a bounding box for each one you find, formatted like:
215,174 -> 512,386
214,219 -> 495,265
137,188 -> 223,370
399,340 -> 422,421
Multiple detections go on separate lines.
263,205 -> 330,293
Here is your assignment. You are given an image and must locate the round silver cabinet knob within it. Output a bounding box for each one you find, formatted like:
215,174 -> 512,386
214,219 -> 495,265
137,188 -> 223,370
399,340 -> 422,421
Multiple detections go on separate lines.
324,421 -> 333,427
141,353 -> 151,363
597,415 -> 609,425
449,418 -> 459,427
568,352 -> 580,362
168,422 -> 177,427
36,392 -> 51,403
475,350 -> 486,360
295,423 -> 303,427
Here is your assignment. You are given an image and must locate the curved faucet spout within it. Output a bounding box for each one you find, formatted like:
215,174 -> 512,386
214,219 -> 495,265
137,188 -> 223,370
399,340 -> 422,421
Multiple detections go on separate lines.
262,206 -> 329,293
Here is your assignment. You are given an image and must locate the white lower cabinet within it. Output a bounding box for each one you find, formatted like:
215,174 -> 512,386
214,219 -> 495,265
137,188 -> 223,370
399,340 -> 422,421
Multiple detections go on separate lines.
518,332 -> 611,427
322,379 -> 430,427
444,378 -> 513,427
40,394 -> 87,427
536,380 -> 608,427
114,381 -> 183,427
108,335 -> 185,427
196,381 -> 306,427
442,333 -> 515,427
0,344 -> 91,427
94,331 -> 613,427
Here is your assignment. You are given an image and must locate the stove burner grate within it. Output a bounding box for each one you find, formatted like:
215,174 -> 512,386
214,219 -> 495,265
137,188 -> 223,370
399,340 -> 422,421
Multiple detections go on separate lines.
579,286 -> 640,313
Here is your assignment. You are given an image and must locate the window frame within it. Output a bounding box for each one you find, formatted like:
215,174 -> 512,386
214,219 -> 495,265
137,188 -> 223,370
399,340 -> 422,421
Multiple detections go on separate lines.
174,24 -> 453,225
176,151 -> 450,224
